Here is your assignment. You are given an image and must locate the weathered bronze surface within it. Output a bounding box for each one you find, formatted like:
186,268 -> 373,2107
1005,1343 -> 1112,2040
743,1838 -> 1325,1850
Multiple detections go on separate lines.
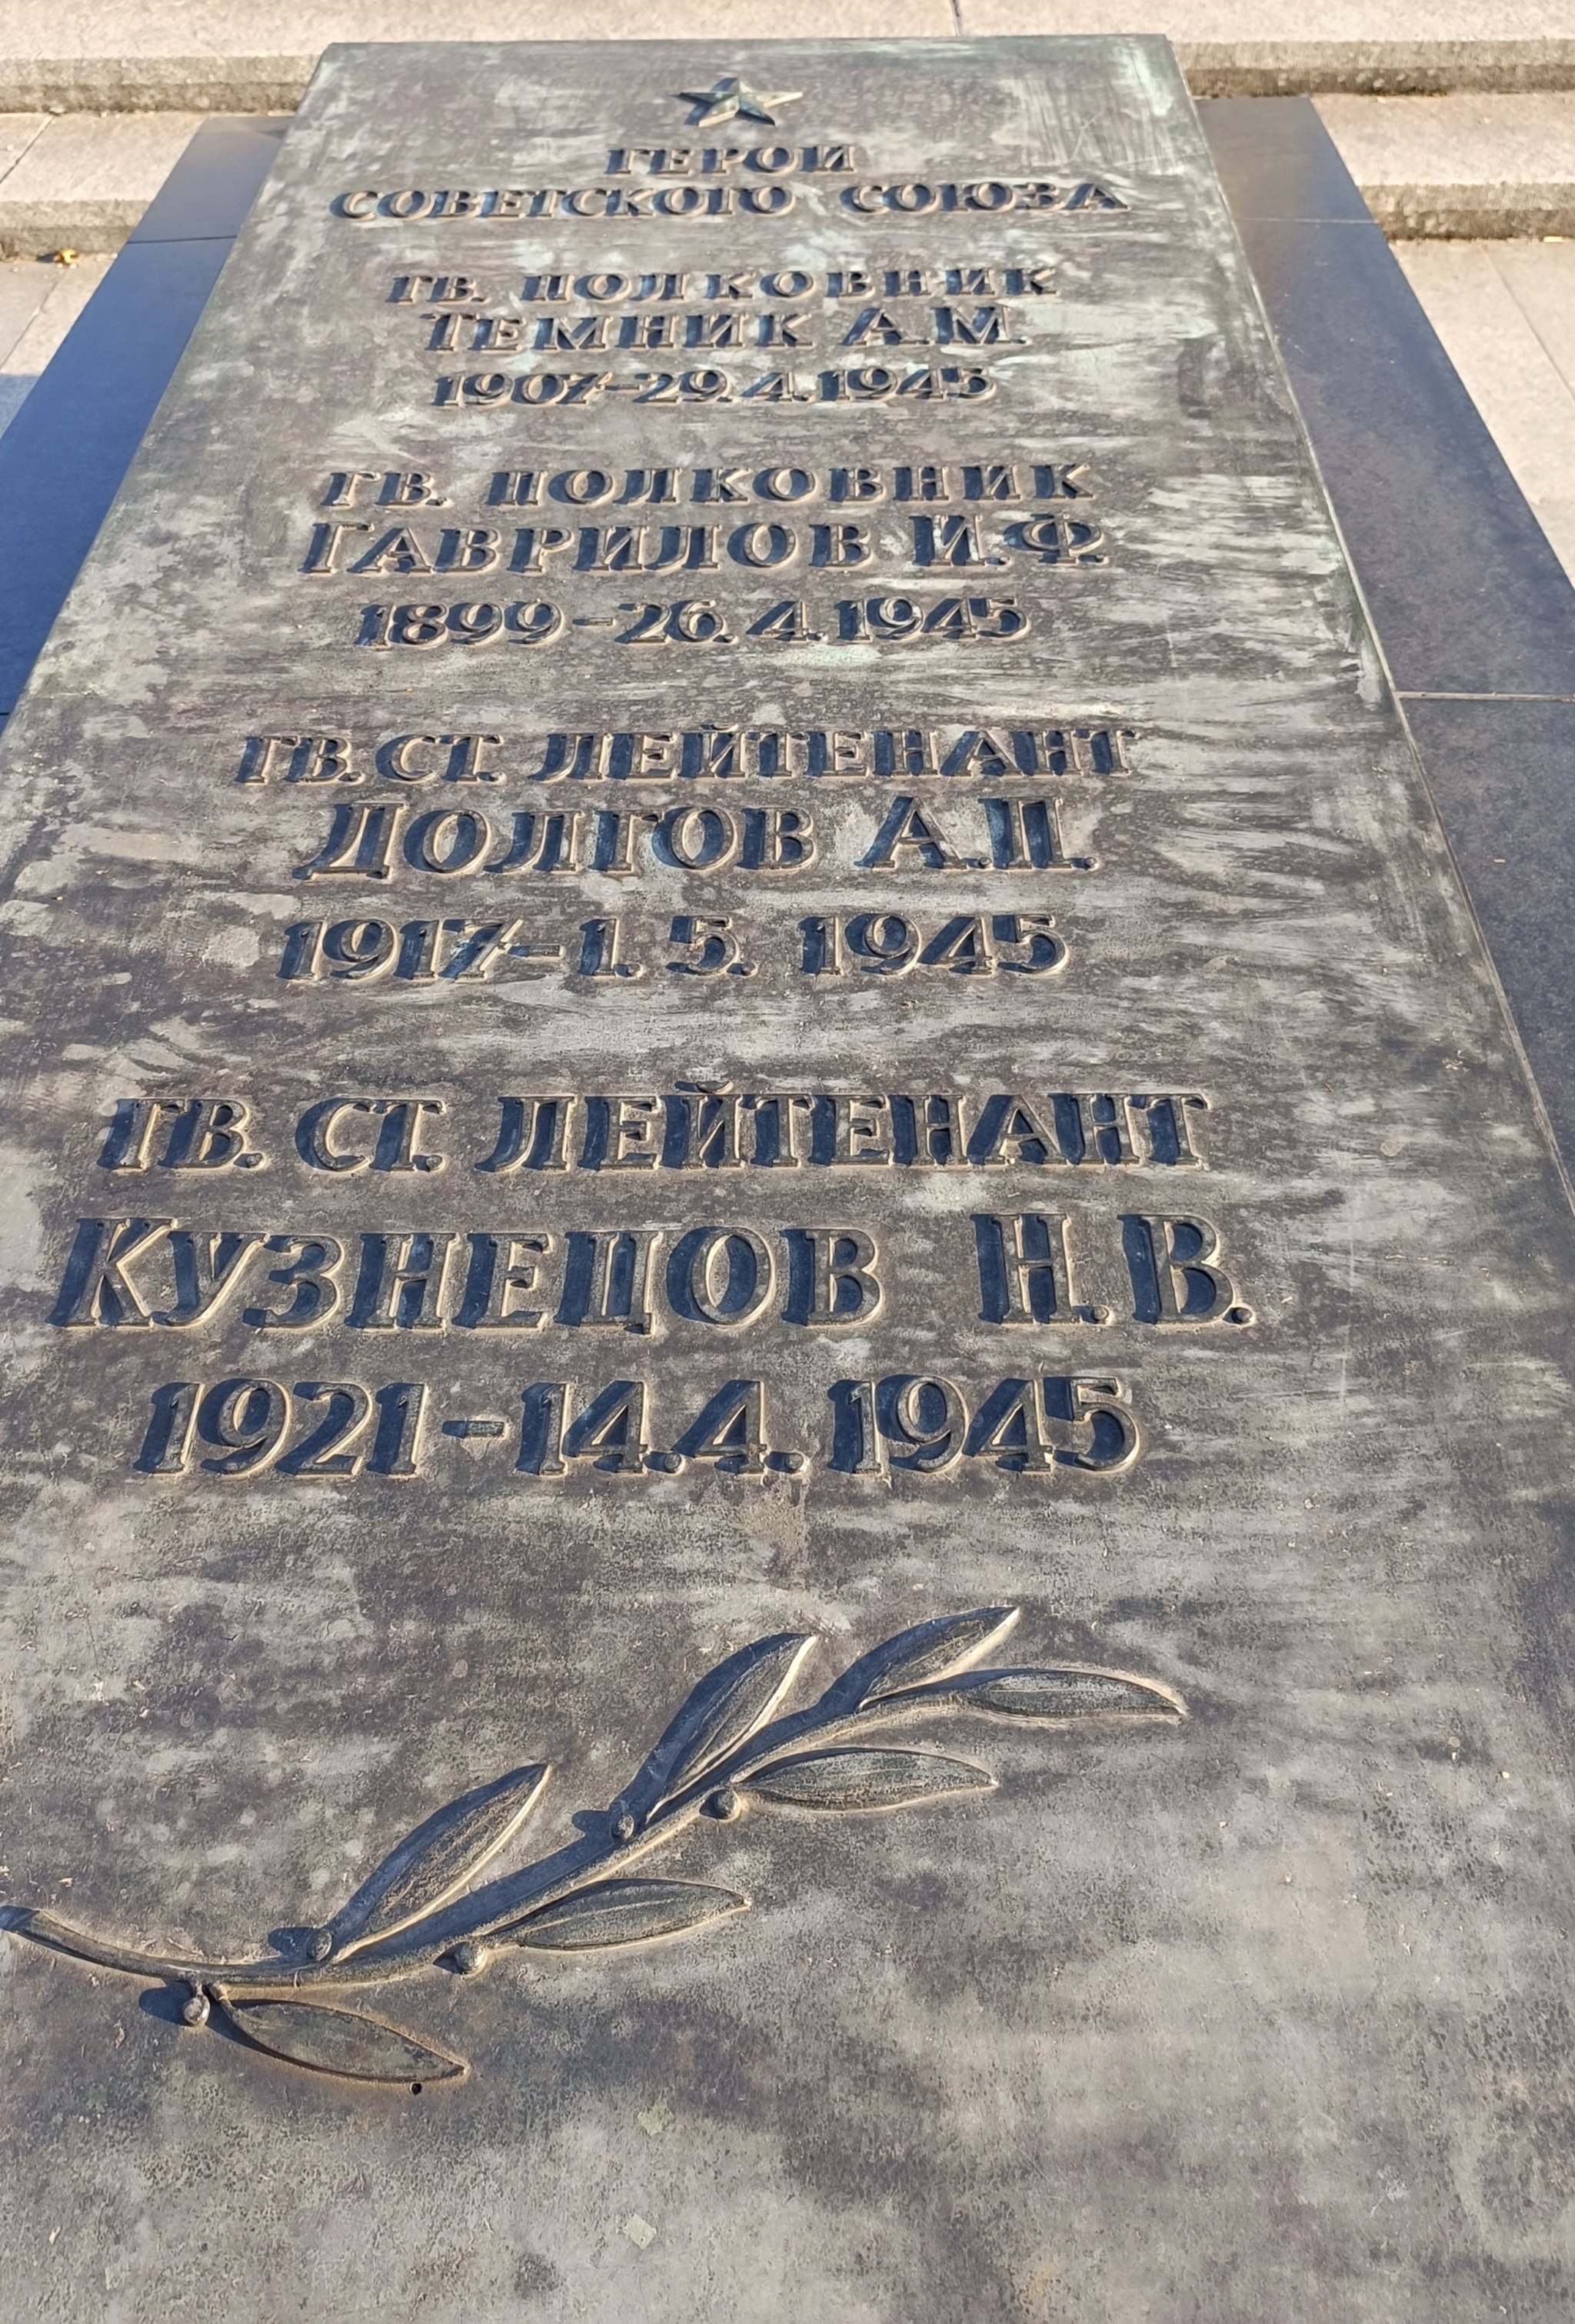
4,37 -> 1575,2316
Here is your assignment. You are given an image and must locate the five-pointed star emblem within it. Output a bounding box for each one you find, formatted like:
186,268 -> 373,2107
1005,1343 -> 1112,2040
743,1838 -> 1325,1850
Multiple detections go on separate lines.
678,75 -> 804,128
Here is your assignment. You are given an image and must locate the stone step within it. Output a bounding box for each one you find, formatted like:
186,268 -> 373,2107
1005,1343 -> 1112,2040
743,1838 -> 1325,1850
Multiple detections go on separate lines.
2,86 -> 1573,259
0,2 -> 1570,114
1317,91 -> 1575,234
0,112 -> 211,256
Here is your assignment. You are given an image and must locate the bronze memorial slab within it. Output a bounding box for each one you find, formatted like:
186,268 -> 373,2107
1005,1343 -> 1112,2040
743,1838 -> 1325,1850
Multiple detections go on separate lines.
4,36 -> 1575,2317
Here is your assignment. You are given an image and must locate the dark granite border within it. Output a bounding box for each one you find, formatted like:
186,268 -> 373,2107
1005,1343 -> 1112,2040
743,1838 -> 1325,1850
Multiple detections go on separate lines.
1199,97 -> 1575,1189
0,119 -> 286,722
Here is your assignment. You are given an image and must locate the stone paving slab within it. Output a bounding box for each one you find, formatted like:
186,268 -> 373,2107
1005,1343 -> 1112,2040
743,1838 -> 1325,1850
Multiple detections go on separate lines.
1393,238 -> 1575,581
1318,90 -> 1575,233
2,56 -> 1574,2316
0,251 -> 112,425
0,114 -> 47,177
0,1 -> 1570,111
0,252 -> 56,358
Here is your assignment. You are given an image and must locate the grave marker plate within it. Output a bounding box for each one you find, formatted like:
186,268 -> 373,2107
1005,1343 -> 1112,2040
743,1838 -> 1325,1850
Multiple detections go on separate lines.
4,38 -> 1575,2314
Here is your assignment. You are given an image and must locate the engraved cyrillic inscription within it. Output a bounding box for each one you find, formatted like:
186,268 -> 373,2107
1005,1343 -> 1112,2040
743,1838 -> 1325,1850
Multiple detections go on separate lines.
97,1089 -> 1210,1173
286,795 -> 1098,882
22,49 -> 1237,1583
331,170 -> 1128,223
97,1098 -> 266,1172
318,457 -> 1093,509
50,1206 -> 1248,1337
232,722 -> 1138,785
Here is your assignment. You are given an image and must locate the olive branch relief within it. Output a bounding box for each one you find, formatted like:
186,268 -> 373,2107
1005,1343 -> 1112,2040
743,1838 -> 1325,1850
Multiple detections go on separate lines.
0,1606 -> 1184,2087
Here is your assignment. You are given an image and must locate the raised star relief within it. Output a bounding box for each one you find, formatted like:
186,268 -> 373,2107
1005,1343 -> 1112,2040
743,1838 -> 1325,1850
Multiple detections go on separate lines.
679,75 -> 803,128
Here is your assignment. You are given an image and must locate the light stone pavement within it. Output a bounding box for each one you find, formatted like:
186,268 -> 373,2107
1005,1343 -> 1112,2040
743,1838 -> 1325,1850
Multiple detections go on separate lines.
0,250 -> 112,433
1393,238 -> 1575,585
